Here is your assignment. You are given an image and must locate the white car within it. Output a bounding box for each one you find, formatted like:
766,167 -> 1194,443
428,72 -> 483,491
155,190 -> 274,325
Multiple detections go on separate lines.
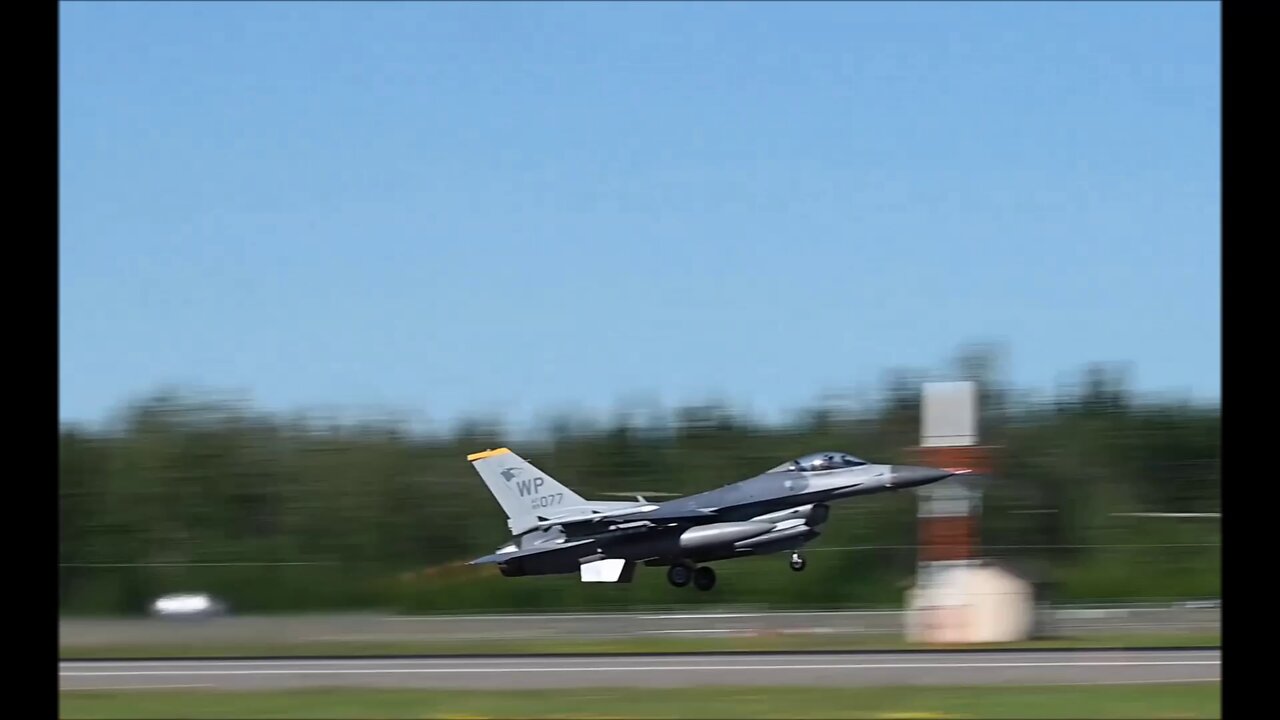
148,592 -> 227,618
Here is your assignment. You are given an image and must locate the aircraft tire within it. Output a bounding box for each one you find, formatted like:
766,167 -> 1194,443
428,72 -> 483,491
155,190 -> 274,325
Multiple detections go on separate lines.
693,565 -> 716,591
667,564 -> 692,588
789,553 -> 806,572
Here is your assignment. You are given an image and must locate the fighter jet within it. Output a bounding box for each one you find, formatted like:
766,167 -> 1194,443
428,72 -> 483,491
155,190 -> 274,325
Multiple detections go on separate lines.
465,448 -> 955,591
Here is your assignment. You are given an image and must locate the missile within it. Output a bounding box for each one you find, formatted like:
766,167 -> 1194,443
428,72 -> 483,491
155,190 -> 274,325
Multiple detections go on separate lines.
750,502 -> 830,527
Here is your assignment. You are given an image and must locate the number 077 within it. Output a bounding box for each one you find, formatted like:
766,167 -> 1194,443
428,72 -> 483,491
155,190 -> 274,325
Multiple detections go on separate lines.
532,493 -> 563,509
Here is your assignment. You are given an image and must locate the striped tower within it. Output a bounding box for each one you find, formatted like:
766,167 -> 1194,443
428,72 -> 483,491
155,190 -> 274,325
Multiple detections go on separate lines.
910,381 -> 995,590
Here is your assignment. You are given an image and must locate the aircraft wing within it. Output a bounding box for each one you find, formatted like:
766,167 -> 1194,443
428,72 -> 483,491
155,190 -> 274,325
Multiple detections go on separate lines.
532,505 -> 719,531
632,506 -> 719,522
469,507 -> 723,567
468,538 -> 596,566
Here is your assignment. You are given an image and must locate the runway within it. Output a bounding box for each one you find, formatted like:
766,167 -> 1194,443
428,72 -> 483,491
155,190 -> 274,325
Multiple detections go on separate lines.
60,649 -> 1220,691
59,604 -> 1221,649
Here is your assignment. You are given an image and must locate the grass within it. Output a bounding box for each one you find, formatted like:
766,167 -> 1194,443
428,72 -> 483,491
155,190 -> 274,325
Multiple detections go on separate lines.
59,631 -> 1221,659
57,684 -> 1223,719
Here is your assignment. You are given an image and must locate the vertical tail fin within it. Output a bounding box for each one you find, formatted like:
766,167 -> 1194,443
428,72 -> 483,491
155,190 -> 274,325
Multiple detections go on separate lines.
467,448 -> 588,535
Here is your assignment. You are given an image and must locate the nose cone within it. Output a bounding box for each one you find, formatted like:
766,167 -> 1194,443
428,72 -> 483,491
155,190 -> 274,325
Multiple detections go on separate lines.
888,465 -> 954,488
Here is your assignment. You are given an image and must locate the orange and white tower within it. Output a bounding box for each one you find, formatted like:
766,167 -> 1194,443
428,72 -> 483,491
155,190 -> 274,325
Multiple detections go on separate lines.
913,381 -> 991,585
904,381 -> 1031,644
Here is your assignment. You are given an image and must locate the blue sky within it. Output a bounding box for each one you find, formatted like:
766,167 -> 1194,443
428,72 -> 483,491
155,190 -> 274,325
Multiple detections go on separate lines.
59,1 -> 1220,431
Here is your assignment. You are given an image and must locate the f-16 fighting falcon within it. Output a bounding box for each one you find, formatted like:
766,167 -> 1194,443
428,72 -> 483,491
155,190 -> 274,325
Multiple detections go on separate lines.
466,448 -> 957,591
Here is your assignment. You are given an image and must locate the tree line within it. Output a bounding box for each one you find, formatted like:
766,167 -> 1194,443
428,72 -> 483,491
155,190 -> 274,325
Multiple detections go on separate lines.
58,349 -> 1220,614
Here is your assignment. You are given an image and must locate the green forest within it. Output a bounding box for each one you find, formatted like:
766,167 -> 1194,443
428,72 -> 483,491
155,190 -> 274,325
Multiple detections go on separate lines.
58,348 -> 1220,615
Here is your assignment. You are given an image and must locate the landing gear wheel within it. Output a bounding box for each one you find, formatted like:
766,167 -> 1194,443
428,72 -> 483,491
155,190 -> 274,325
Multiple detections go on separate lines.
693,566 -> 717,591
667,564 -> 691,588
789,552 -> 806,572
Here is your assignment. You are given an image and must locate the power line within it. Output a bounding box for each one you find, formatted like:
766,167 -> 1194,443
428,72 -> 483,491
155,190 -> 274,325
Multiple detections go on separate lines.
811,543 -> 1219,551
60,543 -> 1220,567
58,561 -> 340,568
1112,512 -> 1220,518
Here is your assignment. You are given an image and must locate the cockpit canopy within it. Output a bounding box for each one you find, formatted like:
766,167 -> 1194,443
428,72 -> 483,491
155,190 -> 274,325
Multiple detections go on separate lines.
768,451 -> 869,474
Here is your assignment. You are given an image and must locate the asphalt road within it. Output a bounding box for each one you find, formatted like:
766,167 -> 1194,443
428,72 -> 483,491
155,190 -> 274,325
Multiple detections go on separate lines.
59,649 -> 1221,690
59,605 -> 1221,648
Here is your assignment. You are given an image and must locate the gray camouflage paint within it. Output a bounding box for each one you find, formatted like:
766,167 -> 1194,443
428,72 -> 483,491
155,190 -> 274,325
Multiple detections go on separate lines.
467,450 -> 953,584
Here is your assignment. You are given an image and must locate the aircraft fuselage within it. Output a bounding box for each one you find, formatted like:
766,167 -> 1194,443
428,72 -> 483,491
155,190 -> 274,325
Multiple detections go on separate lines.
488,461 -> 953,581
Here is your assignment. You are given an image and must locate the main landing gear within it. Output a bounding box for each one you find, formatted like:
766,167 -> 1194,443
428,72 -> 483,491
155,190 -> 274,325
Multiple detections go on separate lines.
667,563 -> 691,587
789,552 -> 807,572
667,562 -> 717,591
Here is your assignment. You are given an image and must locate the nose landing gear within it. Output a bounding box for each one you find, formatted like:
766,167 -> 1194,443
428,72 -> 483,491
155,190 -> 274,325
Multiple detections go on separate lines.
789,552 -> 807,572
